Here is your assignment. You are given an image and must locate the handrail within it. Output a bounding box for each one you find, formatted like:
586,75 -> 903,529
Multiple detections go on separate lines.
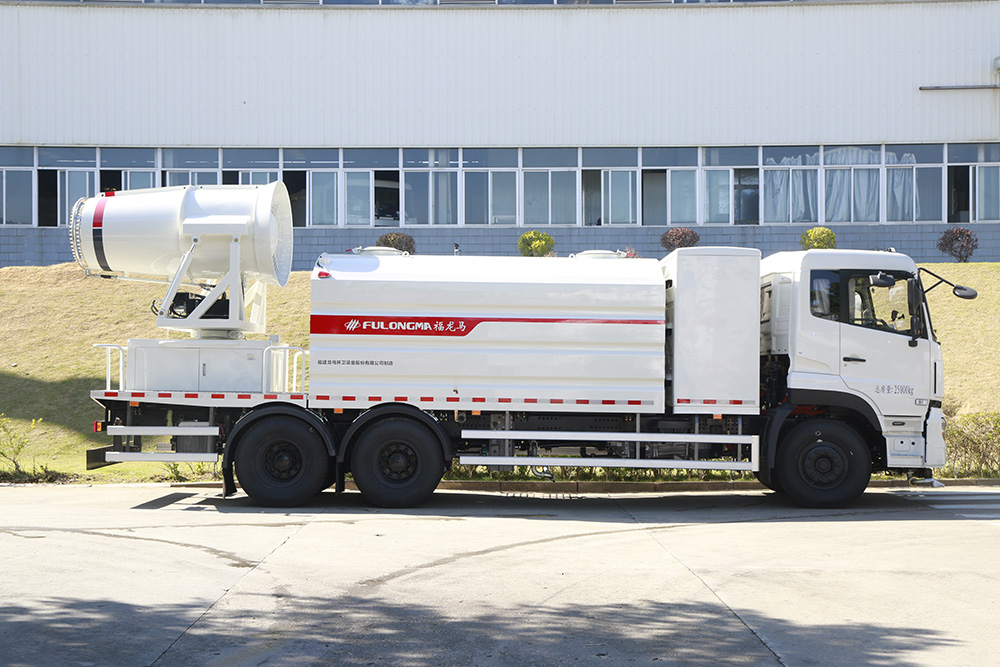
93,344 -> 125,390
263,345 -> 308,393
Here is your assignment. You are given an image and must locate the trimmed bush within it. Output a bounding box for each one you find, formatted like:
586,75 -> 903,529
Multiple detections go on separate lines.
936,227 -> 978,263
800,226 -> 837,250
942,411 -> 1000,478
660,228 -> 700,252
376,232 -> 416,255
518,230 -> 555,257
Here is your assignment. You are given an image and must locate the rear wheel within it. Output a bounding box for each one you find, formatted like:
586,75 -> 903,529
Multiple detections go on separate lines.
775,420 -> 871,509
234,416 -> 329,507
350,418 -> 444,508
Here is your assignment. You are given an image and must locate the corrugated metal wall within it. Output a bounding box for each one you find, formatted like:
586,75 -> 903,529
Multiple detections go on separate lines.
1,1 -> 998,148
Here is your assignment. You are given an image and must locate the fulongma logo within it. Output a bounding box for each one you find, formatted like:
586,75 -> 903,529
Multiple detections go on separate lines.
361,320 -> 433,331
344,319 -> 362,332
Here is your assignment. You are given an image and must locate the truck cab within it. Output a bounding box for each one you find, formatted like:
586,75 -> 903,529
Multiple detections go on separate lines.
760,249 -> 946,487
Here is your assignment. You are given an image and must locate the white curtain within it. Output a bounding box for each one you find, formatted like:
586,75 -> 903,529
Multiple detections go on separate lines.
824,146 -> 880,223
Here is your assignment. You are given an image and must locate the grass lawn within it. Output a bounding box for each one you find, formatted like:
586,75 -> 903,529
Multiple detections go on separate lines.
0,258 -> 995,481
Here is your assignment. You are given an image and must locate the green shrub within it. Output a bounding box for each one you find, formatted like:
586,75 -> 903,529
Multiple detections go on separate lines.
936,227 -> 978,263
376,232 -> 416,254
800,226 -> 837,250
660,228 -> 700,252
942,411 -> 1000,478
518,230 -> 555,257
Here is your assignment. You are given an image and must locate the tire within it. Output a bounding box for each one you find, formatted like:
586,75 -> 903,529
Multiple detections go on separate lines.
234,416 -> 330,507
350,418 -> 445,508
775,420 -> 871,509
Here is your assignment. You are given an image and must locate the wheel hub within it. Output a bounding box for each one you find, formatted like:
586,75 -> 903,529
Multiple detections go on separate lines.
801,443 -> 846,487
264,443 -> 302,481
379,443 -> 417,482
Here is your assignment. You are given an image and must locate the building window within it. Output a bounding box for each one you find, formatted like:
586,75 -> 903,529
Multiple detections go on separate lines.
1,170 -> 33,225
704,147 -> 759,225
886,144 -> 943,223
464,149 -> 518,225
344,149 -> 400,227
163,148 -> 220,188
763,146 -> 819,224
403,149 -> 458,225
824,146 -> 880,223
582,148 -> 637,225
641,148 -> 697,226
947,143 -> 1000,223
309,172 -> 338,226
523,149 -> 578,225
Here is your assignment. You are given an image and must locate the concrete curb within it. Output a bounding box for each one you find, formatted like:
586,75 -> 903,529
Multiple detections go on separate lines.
173,478 -> 1000,493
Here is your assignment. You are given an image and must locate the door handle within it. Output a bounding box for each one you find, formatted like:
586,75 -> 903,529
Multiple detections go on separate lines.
843,356 -> 866,363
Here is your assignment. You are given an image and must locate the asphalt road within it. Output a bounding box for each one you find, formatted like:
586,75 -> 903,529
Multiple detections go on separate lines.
1,484 -> 999,667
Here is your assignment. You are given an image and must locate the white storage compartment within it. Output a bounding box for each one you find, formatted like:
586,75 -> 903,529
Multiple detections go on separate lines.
126,339 -> 271,392
661,247 -> 761,415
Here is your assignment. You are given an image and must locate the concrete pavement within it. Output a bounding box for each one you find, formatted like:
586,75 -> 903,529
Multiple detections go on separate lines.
1,484 -> 999,666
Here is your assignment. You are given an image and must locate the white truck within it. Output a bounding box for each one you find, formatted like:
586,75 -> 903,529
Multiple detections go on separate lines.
71,182 -> 975,509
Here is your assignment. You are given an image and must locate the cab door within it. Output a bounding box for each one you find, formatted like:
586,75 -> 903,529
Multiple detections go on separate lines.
838,271 -> 930,418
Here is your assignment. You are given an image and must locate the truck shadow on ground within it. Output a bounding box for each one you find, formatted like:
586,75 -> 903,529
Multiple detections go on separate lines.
0,592 -> 956,667
170,487 -> 970,525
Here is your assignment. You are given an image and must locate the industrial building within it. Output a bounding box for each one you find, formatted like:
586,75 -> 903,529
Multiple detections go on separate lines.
1,0 -> 999,266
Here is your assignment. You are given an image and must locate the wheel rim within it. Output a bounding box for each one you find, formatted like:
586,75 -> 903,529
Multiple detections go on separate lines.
377,442 -> 418,483
799,442 -> 847,488
263,442 -> 302,481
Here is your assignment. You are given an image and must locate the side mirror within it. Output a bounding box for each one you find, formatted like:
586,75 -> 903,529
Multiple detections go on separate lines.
907,278 -> 922,316
953,285 -> 978,300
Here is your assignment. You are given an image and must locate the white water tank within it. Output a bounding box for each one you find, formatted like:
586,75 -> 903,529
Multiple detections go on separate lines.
71,181 -> 292,287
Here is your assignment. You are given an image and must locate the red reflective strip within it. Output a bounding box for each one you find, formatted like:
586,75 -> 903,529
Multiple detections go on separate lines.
472,397 -> 486,403
185,393 -> 198,399
291,394 -> 304,400
499,398 -> 512,404
446,396 -> 460,403
576,399 -> 590,405
369,396 -> 382,402
311,314 -> 666,337
104,191 -> 115,197
550,399 -> 564,405
704,399 -> 717,405
93,197 -> 107,228
730,400 -> 744,405
677,399 -> 691,404
602,400 -> 616,405
343,396 -> 356,401
157,392 -> 171,398
211,394 -> 225,399
315,395 -> 330,401
104,391 -> 118,397
131,392 -> 145,398
525,398 -> 538,404
628,400 -> 642,406
395,396 -> 408,402
238,394 -> 251,400
264,394 -> 278,400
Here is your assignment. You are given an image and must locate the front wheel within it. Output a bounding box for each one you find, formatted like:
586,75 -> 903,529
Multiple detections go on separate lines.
775,420 -> 871,509
234,416 -> 330,507
350,418 -> 444,508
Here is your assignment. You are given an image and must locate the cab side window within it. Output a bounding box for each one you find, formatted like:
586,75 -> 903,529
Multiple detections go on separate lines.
809,270 -> 840,321
846,272 -> 916,336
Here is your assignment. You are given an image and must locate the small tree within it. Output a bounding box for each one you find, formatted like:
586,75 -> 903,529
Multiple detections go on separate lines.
518,230 -> 555,257
0,414 -> 42,476
376,232 -> 416,255
937,227 -> 978,263
660,228 -> 700,253
800,226 -> 837,250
